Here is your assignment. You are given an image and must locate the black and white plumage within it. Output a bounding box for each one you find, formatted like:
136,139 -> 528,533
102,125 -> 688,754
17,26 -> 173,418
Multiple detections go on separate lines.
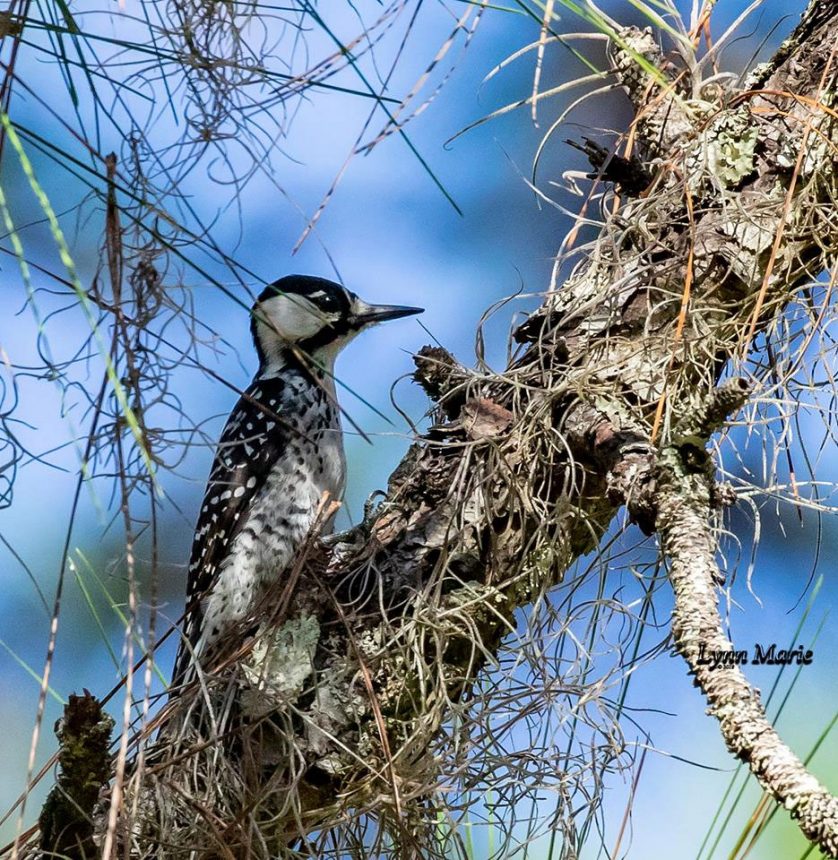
172,275 -> 422,685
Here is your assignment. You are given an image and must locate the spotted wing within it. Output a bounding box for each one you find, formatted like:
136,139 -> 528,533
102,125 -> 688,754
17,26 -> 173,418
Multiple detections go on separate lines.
172,375 -> 292,684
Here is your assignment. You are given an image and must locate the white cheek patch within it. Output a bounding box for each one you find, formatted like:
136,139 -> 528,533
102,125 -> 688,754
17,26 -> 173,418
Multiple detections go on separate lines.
258,294 -> 324,342
350,297 -> 375,321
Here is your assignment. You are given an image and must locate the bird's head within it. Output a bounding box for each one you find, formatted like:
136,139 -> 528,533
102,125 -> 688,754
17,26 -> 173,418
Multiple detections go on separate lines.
250,275 -> 423,373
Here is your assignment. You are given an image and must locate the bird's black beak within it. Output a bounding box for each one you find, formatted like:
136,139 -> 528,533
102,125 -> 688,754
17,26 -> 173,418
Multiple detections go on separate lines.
351,302 -> 424,328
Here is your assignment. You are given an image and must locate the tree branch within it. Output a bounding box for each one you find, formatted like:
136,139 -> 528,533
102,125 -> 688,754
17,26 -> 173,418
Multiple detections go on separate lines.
657,430 -> 838,856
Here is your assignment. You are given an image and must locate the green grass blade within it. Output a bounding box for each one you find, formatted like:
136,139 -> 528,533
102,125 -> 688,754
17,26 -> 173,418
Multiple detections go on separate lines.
0,637 -> 66,705
74,549 -> 168,687
69,555 -> 121,671
0,111 -> 159,490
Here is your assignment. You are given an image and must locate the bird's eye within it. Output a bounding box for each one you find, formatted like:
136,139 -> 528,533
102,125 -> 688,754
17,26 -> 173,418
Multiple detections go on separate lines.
313,293 -> 340,313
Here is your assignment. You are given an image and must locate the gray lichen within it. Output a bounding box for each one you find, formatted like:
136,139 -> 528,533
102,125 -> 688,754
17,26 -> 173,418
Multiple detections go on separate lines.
240,615 -> 320,717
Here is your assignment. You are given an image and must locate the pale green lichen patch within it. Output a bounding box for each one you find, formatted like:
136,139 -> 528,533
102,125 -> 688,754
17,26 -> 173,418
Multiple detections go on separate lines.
703,111 -> 758,187
241,615 -> 320,716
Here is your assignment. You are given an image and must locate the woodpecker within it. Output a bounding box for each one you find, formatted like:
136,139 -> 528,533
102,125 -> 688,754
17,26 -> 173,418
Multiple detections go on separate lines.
172,275 -> 422,686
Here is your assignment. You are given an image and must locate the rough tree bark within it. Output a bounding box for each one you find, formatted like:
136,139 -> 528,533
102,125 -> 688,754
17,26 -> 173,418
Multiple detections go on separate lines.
34,1 -> 838,857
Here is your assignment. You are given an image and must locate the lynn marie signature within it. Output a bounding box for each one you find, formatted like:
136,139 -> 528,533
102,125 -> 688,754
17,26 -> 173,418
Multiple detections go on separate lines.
696,643 -> 813,670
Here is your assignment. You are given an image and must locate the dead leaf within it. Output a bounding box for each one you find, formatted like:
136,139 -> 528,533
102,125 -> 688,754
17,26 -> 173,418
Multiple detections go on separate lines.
461,397 -> 513,440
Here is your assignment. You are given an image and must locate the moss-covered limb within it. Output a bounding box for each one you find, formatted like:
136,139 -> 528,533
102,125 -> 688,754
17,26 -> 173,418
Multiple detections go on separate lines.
656,446 -> 838,858
688,376 -> 752,437
39,691 -> 115,859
